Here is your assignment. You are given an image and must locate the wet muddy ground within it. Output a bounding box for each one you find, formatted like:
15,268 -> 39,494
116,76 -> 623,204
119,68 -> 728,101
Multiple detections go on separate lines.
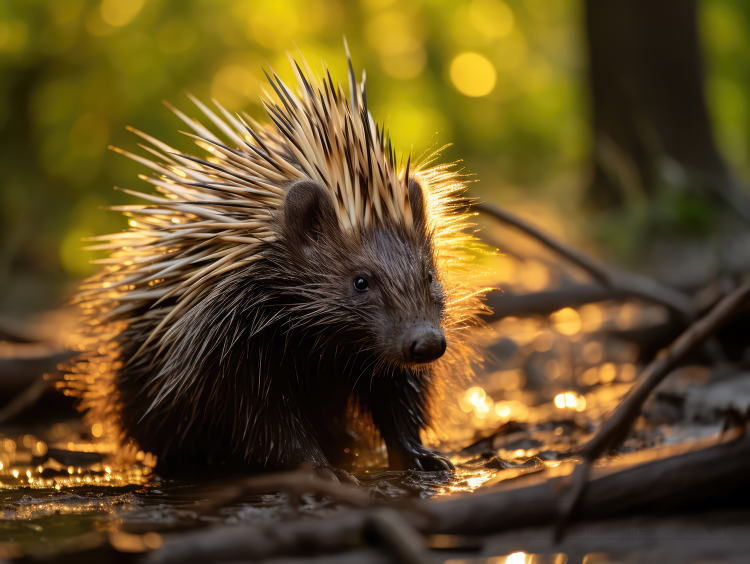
1,295 -> 749,562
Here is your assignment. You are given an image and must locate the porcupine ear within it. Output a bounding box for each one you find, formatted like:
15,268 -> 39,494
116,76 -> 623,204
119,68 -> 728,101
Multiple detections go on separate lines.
284,179 -> 340,246
408,177 -> 428,235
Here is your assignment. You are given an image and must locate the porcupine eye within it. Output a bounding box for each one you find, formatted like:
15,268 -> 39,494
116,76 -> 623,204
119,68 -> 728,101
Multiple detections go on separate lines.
353,277 -> 369,292
428,272 -> 433,284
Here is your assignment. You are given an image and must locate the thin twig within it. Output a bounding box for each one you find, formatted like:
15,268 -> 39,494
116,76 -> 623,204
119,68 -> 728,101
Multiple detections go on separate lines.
582,278 -> 750,459
0,376 -> 51,424
484,285 -> 636,321
555,278 -> 750,538
0,343 -> 77,388
366,509 -> 431,564
197,463 -> 377,516
0,316 -> 39,344
475,202 -> 696,318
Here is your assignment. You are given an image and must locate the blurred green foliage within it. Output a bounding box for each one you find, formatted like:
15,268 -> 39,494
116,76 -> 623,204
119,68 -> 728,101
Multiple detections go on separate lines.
0,0 -> 585,312
702,0 -> 750,179
0,0 -> 748,314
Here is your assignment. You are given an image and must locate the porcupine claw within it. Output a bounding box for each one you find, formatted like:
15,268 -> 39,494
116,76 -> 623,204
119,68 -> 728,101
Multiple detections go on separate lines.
387,443 -> 455,473
413,452 -> 455,473
417,452 -> 456,472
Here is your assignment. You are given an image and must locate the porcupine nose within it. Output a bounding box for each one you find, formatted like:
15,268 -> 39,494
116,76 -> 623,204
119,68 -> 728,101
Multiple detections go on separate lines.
406,327 -> 447,363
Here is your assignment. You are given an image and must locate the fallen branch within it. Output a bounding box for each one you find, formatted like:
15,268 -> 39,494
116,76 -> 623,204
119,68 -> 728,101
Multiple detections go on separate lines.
483,284 -> 635,321
147,432 -> 750,562
556,278 -> 750,536
480,508 -> 750,564
475,202 -> 696,318
427,431 -> 750,534
147,510 -> 370,563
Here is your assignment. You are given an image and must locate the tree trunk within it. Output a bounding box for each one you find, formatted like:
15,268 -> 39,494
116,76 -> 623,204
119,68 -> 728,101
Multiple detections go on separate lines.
585,0 -> 746,217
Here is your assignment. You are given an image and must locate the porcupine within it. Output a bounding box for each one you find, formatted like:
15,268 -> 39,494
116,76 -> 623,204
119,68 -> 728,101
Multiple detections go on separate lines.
67,46 -> 489,476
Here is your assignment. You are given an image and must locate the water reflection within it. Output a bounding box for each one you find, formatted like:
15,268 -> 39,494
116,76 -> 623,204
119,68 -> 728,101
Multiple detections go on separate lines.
444,552 -> 568,564
438,298 -> 664,448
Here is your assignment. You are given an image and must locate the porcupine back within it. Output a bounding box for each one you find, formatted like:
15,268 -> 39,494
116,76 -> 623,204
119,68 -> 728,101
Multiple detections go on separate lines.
64,47 -> 489,471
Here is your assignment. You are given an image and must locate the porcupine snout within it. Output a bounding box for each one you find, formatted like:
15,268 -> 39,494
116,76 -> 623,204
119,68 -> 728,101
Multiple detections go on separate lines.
403,323 -> 447,364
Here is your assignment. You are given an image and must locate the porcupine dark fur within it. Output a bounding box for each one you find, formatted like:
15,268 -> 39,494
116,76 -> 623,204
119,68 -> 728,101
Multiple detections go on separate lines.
65,45 -> 490,476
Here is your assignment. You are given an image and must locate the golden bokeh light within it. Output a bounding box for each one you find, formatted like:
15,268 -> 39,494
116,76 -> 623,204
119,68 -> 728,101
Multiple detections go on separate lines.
599,362 -> 617,383
474,396 -> 493,418
505,551 -> 529,564
469,0 -> 515,41
495,403 -> 511,417
554,392 -> 586,411
33,441 -> 48,457
450,52 -> 497,97
580,303 -> 603,332
580,366 -> 599,386
550,307 -> 582,336
100,0 -> 145,28
459,386 -> 487,413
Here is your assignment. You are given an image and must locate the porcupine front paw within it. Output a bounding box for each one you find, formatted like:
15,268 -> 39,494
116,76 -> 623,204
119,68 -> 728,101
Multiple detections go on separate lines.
389,445 -> 455,472
411,451 -> 454,472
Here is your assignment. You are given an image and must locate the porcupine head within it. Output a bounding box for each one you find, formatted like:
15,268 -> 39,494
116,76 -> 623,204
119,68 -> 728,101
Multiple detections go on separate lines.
66,44 -> 490,477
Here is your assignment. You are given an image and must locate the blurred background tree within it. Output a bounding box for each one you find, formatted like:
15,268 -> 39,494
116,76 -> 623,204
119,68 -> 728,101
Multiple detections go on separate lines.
585,0 -> 750,286
0,0 -> 749,315
587,0 -> 734,209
